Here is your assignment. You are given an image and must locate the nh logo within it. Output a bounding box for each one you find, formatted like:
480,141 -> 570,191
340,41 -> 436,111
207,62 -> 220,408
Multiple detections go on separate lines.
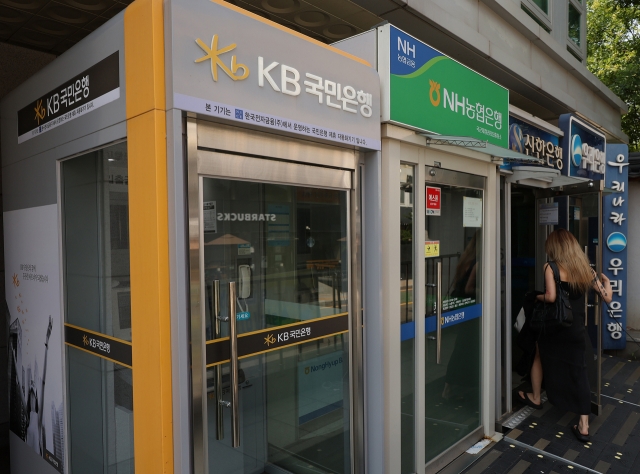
398,37 -> 415,58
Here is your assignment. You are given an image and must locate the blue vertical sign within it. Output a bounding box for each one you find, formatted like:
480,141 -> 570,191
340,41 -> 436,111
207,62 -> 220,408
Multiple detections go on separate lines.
603,144 -> 628,349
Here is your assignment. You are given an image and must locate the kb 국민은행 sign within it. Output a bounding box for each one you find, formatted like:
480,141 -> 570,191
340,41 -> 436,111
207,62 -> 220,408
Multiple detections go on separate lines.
169,0 -> 380,150
17,52 -> 120,144
379,25 -> 509,148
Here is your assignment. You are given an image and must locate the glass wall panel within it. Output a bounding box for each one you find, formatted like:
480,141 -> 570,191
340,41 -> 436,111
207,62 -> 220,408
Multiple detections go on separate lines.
62,143 -> 131,341
399,164 -> 415,474
66,347 -> 133,473
62,142 -> 134,473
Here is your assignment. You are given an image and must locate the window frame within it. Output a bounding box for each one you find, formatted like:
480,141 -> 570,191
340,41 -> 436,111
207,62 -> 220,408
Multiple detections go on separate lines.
521,0 -> 553,32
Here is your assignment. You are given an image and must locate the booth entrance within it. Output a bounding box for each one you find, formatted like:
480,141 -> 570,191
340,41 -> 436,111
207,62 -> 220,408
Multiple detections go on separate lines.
503,180 -> 605,419
423,167 -> 484,466
187,118 -> 361,474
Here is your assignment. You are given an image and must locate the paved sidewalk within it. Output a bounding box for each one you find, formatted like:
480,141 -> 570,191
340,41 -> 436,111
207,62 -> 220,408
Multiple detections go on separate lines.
461,354 -> 640,474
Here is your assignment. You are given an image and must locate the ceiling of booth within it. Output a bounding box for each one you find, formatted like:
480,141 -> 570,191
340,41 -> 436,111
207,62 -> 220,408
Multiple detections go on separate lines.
0,0 -> 381,55
0,0 -> 132,55
227,0 -> 382,43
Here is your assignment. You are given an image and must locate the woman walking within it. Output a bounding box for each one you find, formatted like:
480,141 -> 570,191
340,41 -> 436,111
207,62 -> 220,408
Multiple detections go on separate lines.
517,229 -> 612,442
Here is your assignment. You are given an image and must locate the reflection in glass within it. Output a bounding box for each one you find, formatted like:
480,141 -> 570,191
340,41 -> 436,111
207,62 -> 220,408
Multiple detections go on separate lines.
569,4 -> 581,46
62,142 -> 134,473
203,180 -> 348,340
532,0 -> 548,13
399,165 -> 415,474
425,185 -> 482,463
203,178 -> 350,473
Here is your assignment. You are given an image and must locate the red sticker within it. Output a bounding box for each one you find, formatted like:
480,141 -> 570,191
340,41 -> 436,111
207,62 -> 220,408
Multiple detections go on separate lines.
426,186 -> 441,216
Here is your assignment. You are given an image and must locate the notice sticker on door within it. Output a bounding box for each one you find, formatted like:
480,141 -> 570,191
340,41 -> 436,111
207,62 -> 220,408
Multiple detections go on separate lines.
539,202 -> 559,225
203,201 -> 217,233
425,240 -> 440,258
426,186 -> 441,216
463,197 -> 483,227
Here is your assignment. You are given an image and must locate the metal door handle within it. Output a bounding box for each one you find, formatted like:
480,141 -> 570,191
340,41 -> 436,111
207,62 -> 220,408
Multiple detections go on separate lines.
584,247 -> 588,326
211,281 -> 225,441
228,282 -> 240,448
436,261 -> 443,364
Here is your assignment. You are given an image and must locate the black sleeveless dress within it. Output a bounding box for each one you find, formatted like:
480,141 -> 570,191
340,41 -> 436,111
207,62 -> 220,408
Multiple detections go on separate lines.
537,282 -> 595,415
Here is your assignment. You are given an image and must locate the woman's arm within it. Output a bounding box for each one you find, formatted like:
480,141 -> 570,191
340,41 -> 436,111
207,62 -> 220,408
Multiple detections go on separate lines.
593,272 -> 613,304
536,263 -> 557,302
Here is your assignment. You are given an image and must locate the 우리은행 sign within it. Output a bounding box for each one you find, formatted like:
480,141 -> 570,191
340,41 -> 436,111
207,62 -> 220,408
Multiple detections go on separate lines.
559,114 -> 606,181
380,25 -> 509,148
602,144 -> 628,349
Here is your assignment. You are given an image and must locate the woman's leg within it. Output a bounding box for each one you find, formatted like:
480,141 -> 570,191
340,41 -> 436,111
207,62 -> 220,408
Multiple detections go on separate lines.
577,414 -> 589,435
519,343 -> 542,405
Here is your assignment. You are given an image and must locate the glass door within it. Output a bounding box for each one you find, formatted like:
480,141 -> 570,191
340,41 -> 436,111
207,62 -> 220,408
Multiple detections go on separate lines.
568,192 -> 602,411
424,169 -> 484,464
190,148 -> 355,474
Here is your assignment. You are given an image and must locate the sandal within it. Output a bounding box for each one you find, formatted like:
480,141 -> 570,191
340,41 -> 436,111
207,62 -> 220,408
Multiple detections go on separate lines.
516,391 -> 543,410
572,424 -> 590,443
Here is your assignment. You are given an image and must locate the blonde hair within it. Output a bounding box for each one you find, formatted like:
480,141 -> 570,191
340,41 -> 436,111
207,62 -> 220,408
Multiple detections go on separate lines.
545,228 -> 594,293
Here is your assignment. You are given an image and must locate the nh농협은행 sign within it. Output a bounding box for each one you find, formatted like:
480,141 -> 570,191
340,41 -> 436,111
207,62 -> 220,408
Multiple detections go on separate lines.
17,52 -> 120,144
382,25 -> 509,148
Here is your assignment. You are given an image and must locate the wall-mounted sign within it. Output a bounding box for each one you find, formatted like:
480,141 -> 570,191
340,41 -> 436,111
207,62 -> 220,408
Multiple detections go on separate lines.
170,0 -> 380,150
379,25 -> 509,148
559,114 -> 606,181
5,205 -> 65,473
426,186 -> 441,215
602,144 -> 628,349
539,202 -> 559,225
17,52 -> 120,144
504,115 -> 562,171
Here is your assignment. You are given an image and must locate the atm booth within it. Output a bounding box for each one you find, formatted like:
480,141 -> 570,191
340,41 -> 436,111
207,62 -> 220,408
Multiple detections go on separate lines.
1,1 -> 380,473
497,109 -> 630,424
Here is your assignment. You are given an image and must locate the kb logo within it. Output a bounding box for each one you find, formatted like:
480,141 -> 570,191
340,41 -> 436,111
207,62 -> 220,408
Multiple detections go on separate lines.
195,34 -> 250,82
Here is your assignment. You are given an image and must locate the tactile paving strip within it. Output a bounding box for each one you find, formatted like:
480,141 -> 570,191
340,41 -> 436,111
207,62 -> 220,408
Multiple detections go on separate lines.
461,355 -> 640,474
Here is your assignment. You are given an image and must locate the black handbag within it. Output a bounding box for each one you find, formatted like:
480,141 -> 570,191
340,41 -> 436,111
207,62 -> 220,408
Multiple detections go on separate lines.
529,261 -> 573,332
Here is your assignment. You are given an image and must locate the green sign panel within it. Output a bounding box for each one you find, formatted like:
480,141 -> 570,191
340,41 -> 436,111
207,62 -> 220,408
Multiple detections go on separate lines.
384,25 -> 509,148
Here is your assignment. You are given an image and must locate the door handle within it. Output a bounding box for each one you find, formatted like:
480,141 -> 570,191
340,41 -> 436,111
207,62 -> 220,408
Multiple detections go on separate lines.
436,261 -> 443,365
228,281 -> 240,448
211,280 -> 225,441
584,246 -> 588,327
